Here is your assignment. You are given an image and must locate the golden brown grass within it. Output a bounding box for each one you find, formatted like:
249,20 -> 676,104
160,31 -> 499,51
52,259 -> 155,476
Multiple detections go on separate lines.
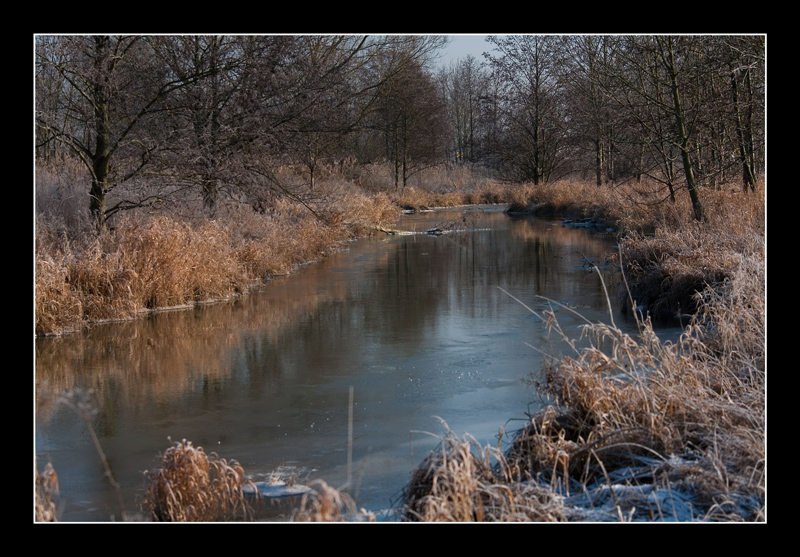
35,216 -> 250,334
141,438 -> 256,522
503,177 -> 765,319
389,186 -> 468,211
618,187 -> 765,318
35,175 -> 402,336
388,180 -> 514,211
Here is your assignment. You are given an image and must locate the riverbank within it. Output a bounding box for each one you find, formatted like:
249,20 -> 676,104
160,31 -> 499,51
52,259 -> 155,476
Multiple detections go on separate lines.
397,181 -> 766,522
35,163 -> 514,337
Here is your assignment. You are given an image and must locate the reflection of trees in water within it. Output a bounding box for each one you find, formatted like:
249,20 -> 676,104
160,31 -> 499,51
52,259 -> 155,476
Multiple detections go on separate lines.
34,268 -> 356,422
509,218 -> 618,305
35,213 -> 618,426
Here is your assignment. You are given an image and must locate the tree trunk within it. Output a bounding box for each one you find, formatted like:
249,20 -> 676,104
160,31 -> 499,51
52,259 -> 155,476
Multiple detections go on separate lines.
89,37 -> 114,231
730,65 -> 758,193
664,39 -> 704,221
594,137 -> 603,186
203,180 -> 218,219
90,86 -> 112,226
89,169 -> 108,229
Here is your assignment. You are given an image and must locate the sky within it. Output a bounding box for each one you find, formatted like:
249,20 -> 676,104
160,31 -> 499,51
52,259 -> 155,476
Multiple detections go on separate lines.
437,35 -> 494,67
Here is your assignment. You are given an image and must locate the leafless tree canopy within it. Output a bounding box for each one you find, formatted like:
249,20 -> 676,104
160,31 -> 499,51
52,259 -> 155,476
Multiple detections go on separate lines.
36,34 -> 765,227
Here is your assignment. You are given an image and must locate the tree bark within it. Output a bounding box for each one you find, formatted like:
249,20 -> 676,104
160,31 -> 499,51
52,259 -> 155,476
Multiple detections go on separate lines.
89,37 -> 114,230
730,65 -> 758,192
663,38 -> 704,221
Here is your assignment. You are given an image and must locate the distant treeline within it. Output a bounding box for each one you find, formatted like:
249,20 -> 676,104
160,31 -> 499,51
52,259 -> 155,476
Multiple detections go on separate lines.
35,35 -> 765,228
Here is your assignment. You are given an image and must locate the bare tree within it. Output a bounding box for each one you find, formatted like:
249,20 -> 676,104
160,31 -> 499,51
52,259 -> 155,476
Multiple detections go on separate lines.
371,58 -> 449,189
35,35 -> 215,229
558,36 -> 622,186
718,36 -> 764,192
594,36 -> 707,220
150,35 -> 307,217
484,35 -> 569,184
439,54 -> 492,166
240,35 -> 447,203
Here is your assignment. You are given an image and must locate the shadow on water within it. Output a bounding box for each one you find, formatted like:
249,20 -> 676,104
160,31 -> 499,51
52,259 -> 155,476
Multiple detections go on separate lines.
35,206 -> 667,521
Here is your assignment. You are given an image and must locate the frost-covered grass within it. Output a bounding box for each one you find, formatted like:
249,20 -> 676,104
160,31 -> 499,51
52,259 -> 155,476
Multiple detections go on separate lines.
399,179 -> 765,522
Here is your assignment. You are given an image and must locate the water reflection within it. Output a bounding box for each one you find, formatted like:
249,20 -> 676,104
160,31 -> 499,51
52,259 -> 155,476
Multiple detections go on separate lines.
35,207 -> 635,521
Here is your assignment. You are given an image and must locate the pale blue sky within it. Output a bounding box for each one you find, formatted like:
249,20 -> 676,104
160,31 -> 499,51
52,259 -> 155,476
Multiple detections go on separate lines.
438,35 -> 494,67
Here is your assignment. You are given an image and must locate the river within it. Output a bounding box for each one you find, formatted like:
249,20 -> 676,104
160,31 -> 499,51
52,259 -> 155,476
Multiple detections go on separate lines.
35,205 -> 652,522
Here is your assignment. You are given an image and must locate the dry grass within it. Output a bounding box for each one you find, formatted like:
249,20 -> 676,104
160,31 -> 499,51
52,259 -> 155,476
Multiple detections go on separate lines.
505,178 -> 765,319
34,172 -> 402,336
617,185 -> 765,318
390,187 -> 468,211
505,297 -> 764,521
388,180 -> 514,211
399,178 -> 765,522
403,424 -> 571,522
141,438 -> 256,522
35,216 -> 249,334
35,461 -> 60,522
292,480 -> 375,522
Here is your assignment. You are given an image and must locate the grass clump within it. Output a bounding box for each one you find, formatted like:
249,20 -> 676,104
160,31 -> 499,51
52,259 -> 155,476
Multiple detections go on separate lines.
618,188 -> 765,318
35,461 -> 60,522
292,480 -> 375,522
402,284 -> 764,521
141,438 -> 256,522
403,424 -> 571,522
35,216 -> 250,334
514,305 -> 763,520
